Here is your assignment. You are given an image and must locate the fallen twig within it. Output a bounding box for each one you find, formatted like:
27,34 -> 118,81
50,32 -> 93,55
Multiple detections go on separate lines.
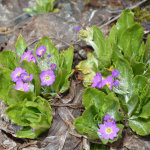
50,103 -> 85,109
98,0 -> 148,29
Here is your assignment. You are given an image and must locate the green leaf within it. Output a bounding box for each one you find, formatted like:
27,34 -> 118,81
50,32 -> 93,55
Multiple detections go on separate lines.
60,46 -> 74,73
73,116 -> 91,134
129,118 -> 150,136
109,25 -> 117,43
112,43 -> 122,62
130,56 -> 146,76
135,42 -> 145,63
82,87 -> 106,109
115,57 -> 133,91
6,102 -> 30,126
90,142 -> 108,150
82,105 -> 99,132
143,34 -> 150,62
104,35 -> 113,58
52,67 -> 70,93
76,52 -> 98,87
103,93 -> 124,122
92,25 -> 105,57
139,101 -> 150,119
34,36 -> 59,59
15,34 -> 27,56
0,68 -> 15,105
23,8 -> 38,16
6,96 -> 53,139
119,23 -> 144,56
116,9 -> 135,45
129,75 -> 147,98
127,94 -> 139,118
8,88 -> 36,104
0,51 -> 19,70
136,84 -> 150,113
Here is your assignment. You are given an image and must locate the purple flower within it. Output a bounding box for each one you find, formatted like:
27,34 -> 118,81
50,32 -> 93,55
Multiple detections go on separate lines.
111,69 -> 119,78
21,73 -> 33,82
31,128 -> 34,132
104,114 -> 116,124
30,55 -> 36,63
13,81 -> 29,92
19,50 -> 33,63
50,63 -> 57,70
35,46 -> 46,56
76,27 -> 81,31
101,76 -> 113,90
47,55 -> 51,58
40,69 -> 55,86
11,67 -> 26,82
92,72 -> 102,88
98,121 -> 120,140
26,3 -> 29,7
113,80 -> 120,86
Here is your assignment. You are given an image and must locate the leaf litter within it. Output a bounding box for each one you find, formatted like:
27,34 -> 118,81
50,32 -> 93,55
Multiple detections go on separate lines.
1,0 -> 150,149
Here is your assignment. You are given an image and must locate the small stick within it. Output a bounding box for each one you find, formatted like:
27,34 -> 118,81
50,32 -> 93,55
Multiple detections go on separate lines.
50,103 -> 85,109
97,0 -> 147,29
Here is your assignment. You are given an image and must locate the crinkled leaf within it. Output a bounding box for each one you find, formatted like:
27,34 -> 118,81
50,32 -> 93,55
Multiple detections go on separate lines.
136,84 -> 150,114
0,51 -> 19,70
73,116 -> 91,134
130,56 -> 146,76
116,9 -> 135,46
82,105 -> 99,132
115,57 -> 133,94
135,42 -> 145,63
6,96 -> 52,139
129,118 -> 150,136
8,88 -> 36,104
92,25 -> 105,57
103,93 -> 124,122
143,34 -> 150,62
15,34 -> 27,56
5,102 -> 30,126
60,46 -> 74,73
119,23 -> 144,56
112,43 -> 122,62
109,25 -> 117,43
129,75 -> 147,98
0,68 -> 15,105
82,87 -> 106,109
139,101 -> 150,119
127,94 -> 139,118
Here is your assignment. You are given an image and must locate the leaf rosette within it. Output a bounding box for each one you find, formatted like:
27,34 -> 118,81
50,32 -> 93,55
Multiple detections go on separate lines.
0,34 -> 74,139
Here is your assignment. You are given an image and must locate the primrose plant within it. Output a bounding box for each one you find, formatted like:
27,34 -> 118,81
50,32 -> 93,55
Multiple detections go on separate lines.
24,0 -> 59,16
0,35 -> 74,139
74,9 -> 150,144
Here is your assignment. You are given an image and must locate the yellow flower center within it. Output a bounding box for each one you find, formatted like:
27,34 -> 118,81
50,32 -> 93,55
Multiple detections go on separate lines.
25,76 -> 30,79
40,50 -> 44,54
19,88 -> 24,91
45,75 -> 50,80
106,128 -> 112,134
17,73 -> 20,76
107,83 -> 111,88
108,119 -> 113,122
25,57 -> 28,60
